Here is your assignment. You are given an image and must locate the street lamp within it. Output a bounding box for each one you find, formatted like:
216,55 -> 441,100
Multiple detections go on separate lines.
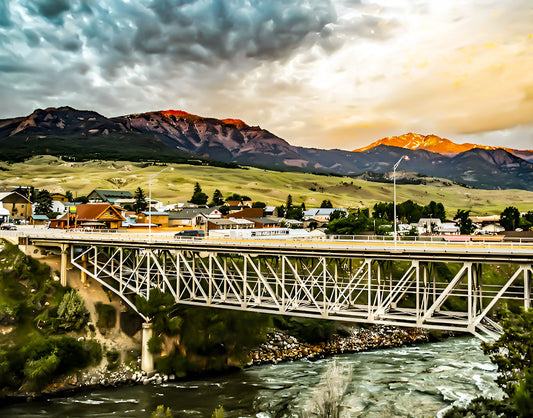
393,155 -> 409,247
149,166 -> 174,242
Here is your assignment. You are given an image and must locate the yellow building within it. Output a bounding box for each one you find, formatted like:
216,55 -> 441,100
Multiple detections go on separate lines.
0,191 -> 31,221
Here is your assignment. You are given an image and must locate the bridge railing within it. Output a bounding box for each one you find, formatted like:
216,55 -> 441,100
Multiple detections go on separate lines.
3,228 -> 533,250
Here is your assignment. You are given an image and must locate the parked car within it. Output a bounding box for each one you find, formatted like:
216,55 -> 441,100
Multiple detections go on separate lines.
174,229 -> 205,239
0,223 -> 17,230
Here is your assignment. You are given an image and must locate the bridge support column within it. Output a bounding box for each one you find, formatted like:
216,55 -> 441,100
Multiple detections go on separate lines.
60,244 -> 69,287
141,322 -> 155,374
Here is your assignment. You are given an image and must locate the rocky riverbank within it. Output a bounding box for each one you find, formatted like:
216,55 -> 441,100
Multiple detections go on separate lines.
249,326 -> 430,365
6,326 -> 430,402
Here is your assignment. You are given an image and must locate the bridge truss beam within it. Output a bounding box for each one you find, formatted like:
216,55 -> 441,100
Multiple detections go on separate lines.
69,244 -> 533,341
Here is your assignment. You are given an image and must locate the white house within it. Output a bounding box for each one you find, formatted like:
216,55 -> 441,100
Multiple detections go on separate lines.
303,208 -> 347,221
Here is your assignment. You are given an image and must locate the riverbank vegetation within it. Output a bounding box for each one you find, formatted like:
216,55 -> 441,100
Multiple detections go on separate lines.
0,240 -> 101,396
444,307 -> 533,417
137,289 -> 272,377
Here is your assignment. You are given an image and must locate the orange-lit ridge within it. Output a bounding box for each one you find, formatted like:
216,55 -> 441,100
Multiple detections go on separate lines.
352,133 -> 532,155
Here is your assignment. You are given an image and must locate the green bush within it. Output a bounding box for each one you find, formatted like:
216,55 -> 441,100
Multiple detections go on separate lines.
95,302 -> 117,329
148,335 -> 163,355
106,349 -> 120,371
55,290 -> 89,331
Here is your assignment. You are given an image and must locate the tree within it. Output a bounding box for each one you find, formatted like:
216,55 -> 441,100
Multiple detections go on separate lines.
286,206 -> 303,221
500,206 -> 520,231
73,195 -> 89,204
286,194 -> 293,210
329,209 -> 346,221
225,193 -> 241,202
320,200 -> 333,208
326,212 -> 372,235
209,189 -> 224,206
397,200 -> 424,223
483,307 -> 533,397
34,190 -> 53,216
65,191 -> 74,202
252,201 -> 266,208
454,209 -> 473,234
520,211 -> 533,232
373,202 -> 393,221
189,183 -> 208,206
423,201 -> 446,221
133,187 -> 148,213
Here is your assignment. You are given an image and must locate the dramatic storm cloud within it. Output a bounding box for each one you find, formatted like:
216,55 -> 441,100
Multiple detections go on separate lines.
0,0 -> 532,149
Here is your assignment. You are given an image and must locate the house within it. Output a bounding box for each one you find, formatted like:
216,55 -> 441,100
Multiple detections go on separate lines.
303,208 -> 347,222
224,207 -> 263,219
0,203 -> 9,224
50,193 -> 69,203
207,218 -> 255,231
246,217 -> 280,229
263,206 -> 278,217
138,211 -> 169,228
470,215 -> 500,227
0,191 -> 31,221
417,218 -> 442,235
436,222 -> 460,235
87,189 -> 134,204
29,214 -> 49,226
168,207 -> 222,228
50,203 -> 125,229
481,223 -> 505,234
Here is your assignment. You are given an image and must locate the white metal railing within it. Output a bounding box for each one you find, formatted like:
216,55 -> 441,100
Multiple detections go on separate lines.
3,228 -> 533,255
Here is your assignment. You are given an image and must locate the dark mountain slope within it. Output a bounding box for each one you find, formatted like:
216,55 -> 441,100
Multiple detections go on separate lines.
0,106 -> 532,190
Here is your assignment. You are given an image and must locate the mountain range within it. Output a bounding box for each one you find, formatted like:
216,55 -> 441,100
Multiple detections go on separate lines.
0,106 -> 532,191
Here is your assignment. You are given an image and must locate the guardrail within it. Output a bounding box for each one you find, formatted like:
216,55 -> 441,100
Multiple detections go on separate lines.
2,228 -> 533,251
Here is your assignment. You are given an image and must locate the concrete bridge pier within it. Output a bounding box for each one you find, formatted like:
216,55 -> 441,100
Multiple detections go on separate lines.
60,244 -> 69,286
141,322 -> 155,374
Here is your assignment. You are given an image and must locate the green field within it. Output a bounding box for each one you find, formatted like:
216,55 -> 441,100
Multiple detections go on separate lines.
1,156 -> 532,215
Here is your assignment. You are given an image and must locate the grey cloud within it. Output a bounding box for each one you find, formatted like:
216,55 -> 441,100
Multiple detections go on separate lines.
0,0 -> 11,27
23,29 -> 41,47
34,0 -> 71,19
131,0 -> 337,61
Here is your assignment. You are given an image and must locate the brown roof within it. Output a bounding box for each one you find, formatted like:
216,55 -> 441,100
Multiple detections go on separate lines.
57,203 -> 125,222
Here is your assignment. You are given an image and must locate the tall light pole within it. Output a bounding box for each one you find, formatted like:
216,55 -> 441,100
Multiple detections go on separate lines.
149,166 -> 174,242
393,155 -> 409,247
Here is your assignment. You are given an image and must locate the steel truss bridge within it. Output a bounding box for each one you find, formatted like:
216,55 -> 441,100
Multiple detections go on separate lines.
22,234 -> 533,341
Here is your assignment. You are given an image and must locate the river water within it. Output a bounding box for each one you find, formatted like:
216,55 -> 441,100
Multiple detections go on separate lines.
1,337 -> 503,417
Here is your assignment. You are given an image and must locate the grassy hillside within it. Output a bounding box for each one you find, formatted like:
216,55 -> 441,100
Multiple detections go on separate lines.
1,156 -> 532,215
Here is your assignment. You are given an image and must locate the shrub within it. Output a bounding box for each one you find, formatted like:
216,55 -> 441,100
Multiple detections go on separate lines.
55,290 -> 89,331
106,350 -> 120,371
95,302 -> 117,329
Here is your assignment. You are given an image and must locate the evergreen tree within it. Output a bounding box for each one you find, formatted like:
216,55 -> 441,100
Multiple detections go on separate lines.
34,190 -> 53,216
65,191 -> 74,202
423,201 -> 446,221
210,189 -> 224,206
454,209 -> 473,234
189,183 -> 208,206
320,200 -> 333,208
133,187 -> 148,213
286,194 -> 293,210
500,206 -> 520,231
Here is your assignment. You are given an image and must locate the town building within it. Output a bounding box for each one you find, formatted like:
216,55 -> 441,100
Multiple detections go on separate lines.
50,203 -> 125,229
0,191 -> 31,221
87,189 -> 134,204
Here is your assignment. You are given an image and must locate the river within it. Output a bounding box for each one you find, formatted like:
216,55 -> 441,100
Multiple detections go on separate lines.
0,337 -> 502,417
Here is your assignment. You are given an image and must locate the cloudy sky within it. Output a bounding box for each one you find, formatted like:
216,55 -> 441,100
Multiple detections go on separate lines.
1,0 -> 532,150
